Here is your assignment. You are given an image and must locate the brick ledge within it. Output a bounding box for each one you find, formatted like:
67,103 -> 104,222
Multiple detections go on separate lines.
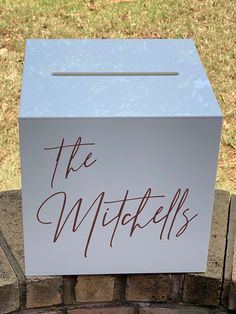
0,189 -> 235,314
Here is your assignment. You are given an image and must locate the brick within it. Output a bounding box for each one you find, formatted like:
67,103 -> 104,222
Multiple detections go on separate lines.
0,247 -> 20,314
0,190 -> 63,309
229,279 -> 236,310
0,190 -> 24,270
75,275 -> 115,302
182,190 -> 230,306
22,311 -> 62,314
126,274 -> 177,302
26,276 -> 63,308
229,212 -> 236,310
38,311 -> 62,314
113,275 -> 126,301
222,195 -> 236,306
139,307 -> 209,314
63,275 -> 76,304
68,307 -> 134,314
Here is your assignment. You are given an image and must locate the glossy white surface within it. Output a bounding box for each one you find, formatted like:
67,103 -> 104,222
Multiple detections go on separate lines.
20,39 -> 222,118
19,39 -> 222,275
20,117 -> 221,275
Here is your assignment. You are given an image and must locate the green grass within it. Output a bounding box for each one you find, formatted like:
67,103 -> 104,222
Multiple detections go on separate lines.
0,0 -> 235,193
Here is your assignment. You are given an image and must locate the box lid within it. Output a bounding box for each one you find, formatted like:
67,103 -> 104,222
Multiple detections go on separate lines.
19,39 -> 222,118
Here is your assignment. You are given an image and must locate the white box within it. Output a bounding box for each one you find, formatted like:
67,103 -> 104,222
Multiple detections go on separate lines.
19,39 -> 222,275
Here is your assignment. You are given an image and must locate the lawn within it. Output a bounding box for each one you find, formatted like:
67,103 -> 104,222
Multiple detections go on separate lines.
0,0 -> 235,193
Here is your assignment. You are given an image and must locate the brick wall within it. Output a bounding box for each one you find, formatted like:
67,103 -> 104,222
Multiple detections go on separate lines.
0,190 -> 235,314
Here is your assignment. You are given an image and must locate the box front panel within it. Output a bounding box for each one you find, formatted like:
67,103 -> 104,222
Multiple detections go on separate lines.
20,117 -> 221,275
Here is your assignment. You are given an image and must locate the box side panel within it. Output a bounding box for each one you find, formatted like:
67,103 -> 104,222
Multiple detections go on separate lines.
19,117 -> 222,275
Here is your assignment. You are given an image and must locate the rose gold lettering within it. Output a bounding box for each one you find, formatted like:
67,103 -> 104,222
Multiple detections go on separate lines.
66,137 -> 97,179
176,209 -> 198,237
102,190 -> 129,247
49,139 -> 64,188
44,137 -> 96,187
159,189 -> 181,240
167,188 -> 189,239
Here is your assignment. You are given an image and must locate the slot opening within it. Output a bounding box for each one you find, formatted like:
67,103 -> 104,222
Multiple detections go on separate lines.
51,72 -> 179,77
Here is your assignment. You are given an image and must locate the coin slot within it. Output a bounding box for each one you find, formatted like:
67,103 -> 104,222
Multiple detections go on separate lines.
52,72 -> 179,77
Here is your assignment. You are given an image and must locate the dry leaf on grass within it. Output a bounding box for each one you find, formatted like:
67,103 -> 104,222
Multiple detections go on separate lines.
87,3 -> 97,11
